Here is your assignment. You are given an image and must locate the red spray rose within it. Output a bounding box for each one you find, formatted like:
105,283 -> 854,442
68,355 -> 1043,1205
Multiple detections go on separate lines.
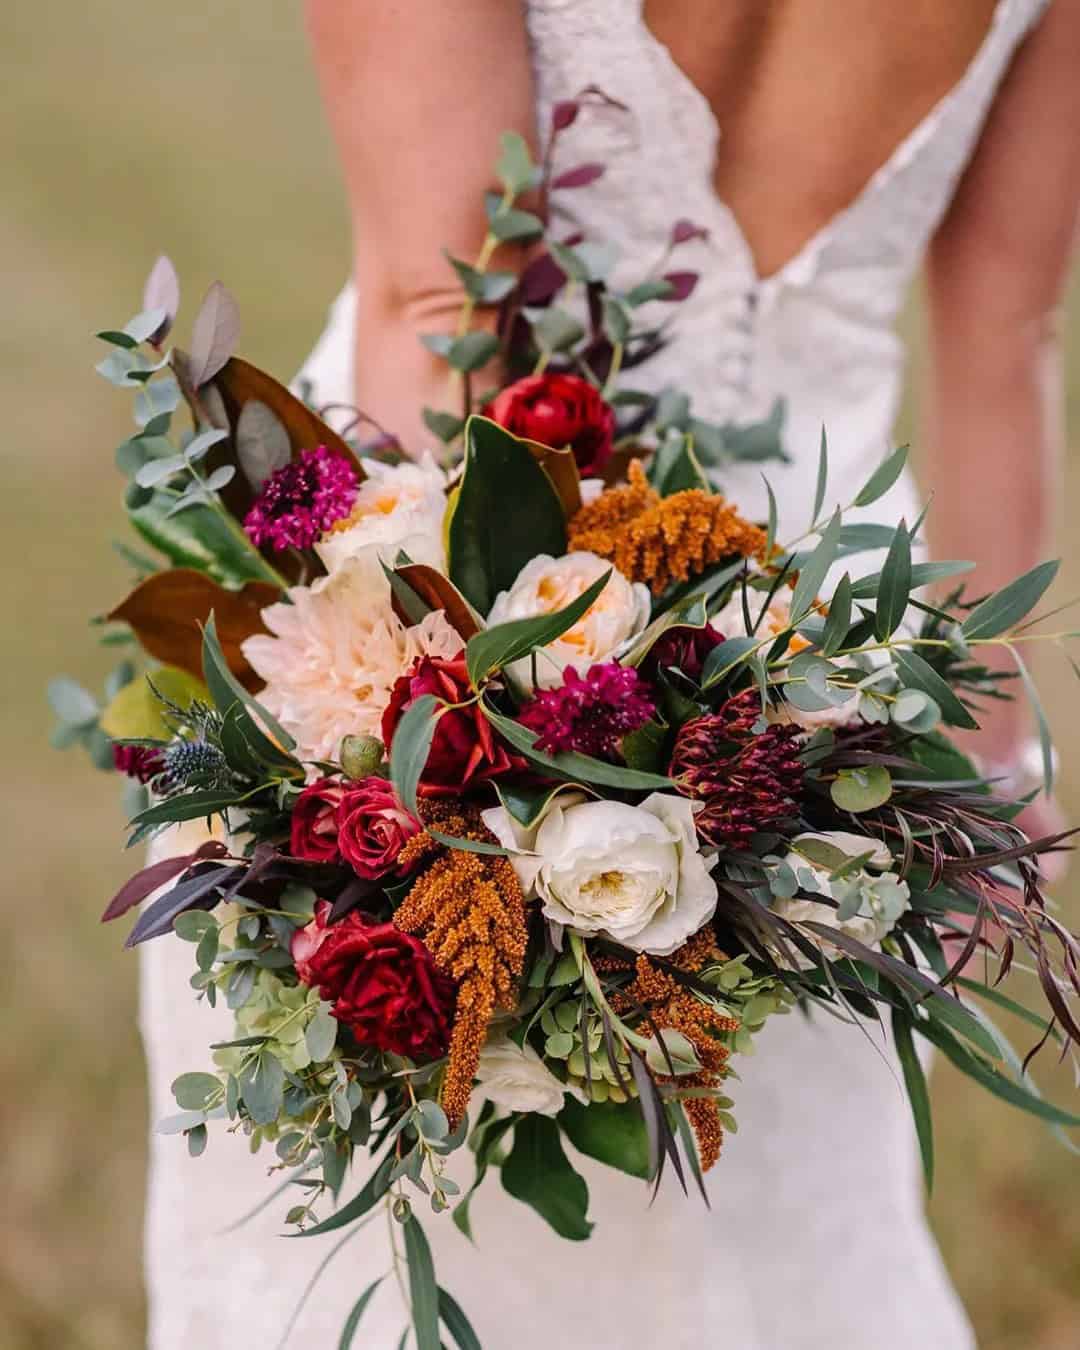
291,777 -> 346,862
641,623 -> 726,684
482,372 -> 616,476
337,777 -> 422,879
292,901 -> 455,1060
381,652 -> 519,797
291,776 -> 422,879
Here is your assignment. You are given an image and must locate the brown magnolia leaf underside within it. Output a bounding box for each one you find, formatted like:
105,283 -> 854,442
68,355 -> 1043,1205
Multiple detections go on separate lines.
392,563 -> 482,640
108,569 -> 279,691
523,438 -> 582,518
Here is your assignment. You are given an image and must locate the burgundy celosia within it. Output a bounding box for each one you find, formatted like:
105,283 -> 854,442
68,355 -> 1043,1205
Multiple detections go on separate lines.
670,690 -> 804,848
518,662 -> 655,760
243,446 -> 359,553
112,743 -> 164,783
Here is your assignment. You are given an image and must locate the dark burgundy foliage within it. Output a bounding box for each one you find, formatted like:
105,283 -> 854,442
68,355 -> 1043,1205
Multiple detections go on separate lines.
551,163 -> 605,190
662,271 -> 700,302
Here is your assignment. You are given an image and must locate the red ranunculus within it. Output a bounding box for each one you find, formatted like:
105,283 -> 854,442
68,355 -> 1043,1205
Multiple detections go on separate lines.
641,622 -> 726,684
292,901 -> 455,1060
381,652 -> 519,798
337,776 -> 422,879
291,777 -> 346,862
483,372 -> 616,476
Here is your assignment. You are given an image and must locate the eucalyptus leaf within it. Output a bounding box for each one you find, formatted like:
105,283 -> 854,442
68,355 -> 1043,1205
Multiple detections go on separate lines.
403,1215 -> 441,1350
830,765 -> 892,812
874,521 -> 911,640
892,1009 -> 934,1192
389,693 -> 440,818
853,445 -> 909,508
961,560 -> 1060,640
790,511 -> 841,622
236,399 -> 291,490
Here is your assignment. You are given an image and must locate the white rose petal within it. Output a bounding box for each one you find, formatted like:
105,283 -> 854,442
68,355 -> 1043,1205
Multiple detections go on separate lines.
483,792 -> 717,956
475,1033 -> 586,1115
316,453 -> 448,574
486,551 -> 650,690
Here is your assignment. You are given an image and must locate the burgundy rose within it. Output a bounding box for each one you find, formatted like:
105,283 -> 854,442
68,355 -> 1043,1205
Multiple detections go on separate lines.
291,777 -> 346,862
292,901 -> 455,1060
381,652 -> 519,798
482,373 -> 616,476
642,623 -> 726,684
337,777 -> 422,879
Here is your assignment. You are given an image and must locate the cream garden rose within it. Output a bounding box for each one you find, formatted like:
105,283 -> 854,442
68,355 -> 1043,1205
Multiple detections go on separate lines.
316,453 -> 448,573
771,830 -> 910,962
475,1031 -> 586,1116
486,550 -> 650,690
482,792 -> 717,955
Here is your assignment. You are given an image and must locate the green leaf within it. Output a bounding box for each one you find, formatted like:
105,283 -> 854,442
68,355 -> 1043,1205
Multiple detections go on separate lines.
172,1071 -> 221,1111
338,1279 -> 384,1349
465,570 -> 611,686
201,616 -> 297,757
914,1017 -> 1080,1127
402,1215 -> 440,1350
625,278 -> 675,306
621,717 -> 668,772
849,559 -> 974,601
700,635 -> 761,689
438,1289 -> 483,1350
874,521 -> 911,640
291,1154 -> 395,1238
820,573 -> 853,657
525,306 -> 585,352
501,1115 -> 593,1240
389,693 -> 440,818
1009,646 -> 1055,792
99,666 -> 206,740
47,677 -> 99,728
892,1009 -> 934,1191
649,432 -> 709,496
891,647 -> 979,730
444,252 -> 518,305
130,789 -> 244,827
812,426 -> 828,525
446,331 -> 500,373
494,130 -> 536,194
422,408 -> 465,443
448,417 -> 567,615
127,491 -> 277,589
484,704 -> 672,791
495,780 -> 592,828
239,1051 -> 284,1126
763,476 -> 778,557
490,206 -> 545,241
830,764 -> 892,812
790,511 -> 842,621
558,1097 -> 651,1179
961,560 -> 1060,640
305,1002 -> 338,1062
853,445 -> 909,508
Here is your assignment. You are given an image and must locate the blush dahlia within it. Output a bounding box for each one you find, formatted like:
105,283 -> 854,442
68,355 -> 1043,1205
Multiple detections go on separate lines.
243,446 -> 359,553
518,661 -> 655,759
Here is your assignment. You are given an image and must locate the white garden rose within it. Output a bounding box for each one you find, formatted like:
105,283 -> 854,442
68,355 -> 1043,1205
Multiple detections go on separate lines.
475,1032 -> 586,1116
482,792 -> 718,955
486,551 -> 650,690
771,830 -> 910,963
316,453 -> 448,573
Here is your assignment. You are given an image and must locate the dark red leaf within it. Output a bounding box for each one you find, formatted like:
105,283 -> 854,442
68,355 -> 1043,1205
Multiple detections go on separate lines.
671,219 -> 709,246
662,270 -> 700,301
101,840 -> 229,922
552,100 -> 579,131
551,163 -> 605,190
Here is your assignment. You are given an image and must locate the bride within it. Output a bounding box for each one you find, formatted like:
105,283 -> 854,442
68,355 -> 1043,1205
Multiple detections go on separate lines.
141,2 -> 1079,1346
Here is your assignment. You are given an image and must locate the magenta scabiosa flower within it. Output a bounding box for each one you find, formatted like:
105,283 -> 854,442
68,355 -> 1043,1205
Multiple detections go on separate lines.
112,743 -> 164,783
670,689 -> 804,847
243,446 -> 359,553
518,662 -> 655,760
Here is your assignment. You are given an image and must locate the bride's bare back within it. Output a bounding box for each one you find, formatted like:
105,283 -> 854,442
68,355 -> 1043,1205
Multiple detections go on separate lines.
644,0 -> 1000,276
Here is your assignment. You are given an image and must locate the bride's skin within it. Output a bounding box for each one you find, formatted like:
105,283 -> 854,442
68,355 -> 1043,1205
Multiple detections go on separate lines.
306,0 -> 1080,837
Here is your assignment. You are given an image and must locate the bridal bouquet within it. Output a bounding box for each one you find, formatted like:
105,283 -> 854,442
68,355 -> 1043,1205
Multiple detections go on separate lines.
55,110 -> 1080,1348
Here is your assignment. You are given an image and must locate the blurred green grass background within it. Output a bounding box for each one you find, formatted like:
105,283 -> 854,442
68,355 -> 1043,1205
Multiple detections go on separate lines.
4,4 -> 1078,1346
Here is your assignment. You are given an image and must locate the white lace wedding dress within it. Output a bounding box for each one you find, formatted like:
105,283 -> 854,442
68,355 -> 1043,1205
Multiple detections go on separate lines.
141,2 -> 1049,1345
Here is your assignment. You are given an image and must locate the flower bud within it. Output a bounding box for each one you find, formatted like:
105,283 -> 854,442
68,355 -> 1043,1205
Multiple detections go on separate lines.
392,1194 -> 412,1224
340,734 -> 384,779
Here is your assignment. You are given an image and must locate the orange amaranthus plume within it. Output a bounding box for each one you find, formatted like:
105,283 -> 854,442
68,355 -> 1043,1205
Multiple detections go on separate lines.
394,801 -> 530,1129
610,930 -> 739,1171
568,460 -> 767,596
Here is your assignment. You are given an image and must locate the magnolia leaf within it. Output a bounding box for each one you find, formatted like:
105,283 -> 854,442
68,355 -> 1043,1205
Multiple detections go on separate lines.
523,438 -> 583,518
187,281 -> 241,388
501,1115 -> 593,1240
558,1098 -> 650,1179
108,569 -> 278,690
99,665 -> 208,740
390,564 -> 482,641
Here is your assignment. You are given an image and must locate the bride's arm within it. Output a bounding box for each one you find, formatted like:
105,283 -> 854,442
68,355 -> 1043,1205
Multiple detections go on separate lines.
305,0 -> 537,452
924,0 -> 1080,780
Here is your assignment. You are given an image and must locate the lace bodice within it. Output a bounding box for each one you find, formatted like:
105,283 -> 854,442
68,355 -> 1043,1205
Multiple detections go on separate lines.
525,0 -> 1048,522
